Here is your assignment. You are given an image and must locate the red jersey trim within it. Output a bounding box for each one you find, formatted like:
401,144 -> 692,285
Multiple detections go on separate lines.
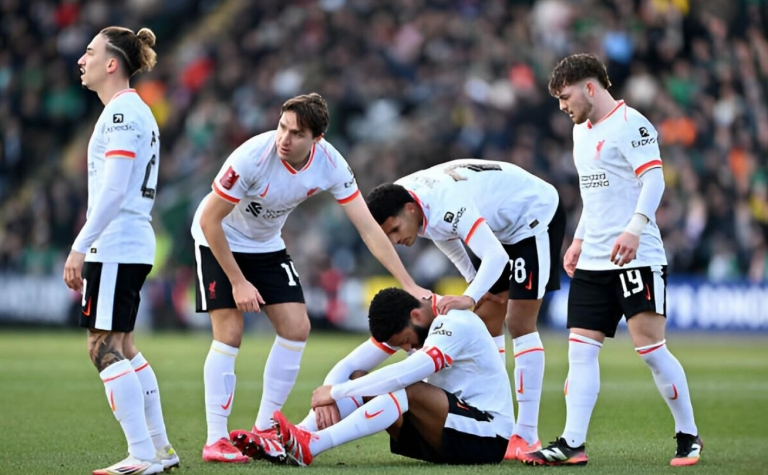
635,159 -> 663,176
111,88 -> 137,101
212,181 -> 240,204
408,191 -> 428,235
587,100 -> 626,129
105,150 -> 136,159
370,337 -> 397,355
281,144 -> 316,175
337,189 -> 360,204
464,217 -> 486,244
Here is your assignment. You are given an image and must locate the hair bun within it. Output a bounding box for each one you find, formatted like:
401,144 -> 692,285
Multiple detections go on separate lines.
136,28 -> 156,47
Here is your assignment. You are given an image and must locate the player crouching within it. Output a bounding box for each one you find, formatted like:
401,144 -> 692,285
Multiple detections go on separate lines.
242,288 -> 514,466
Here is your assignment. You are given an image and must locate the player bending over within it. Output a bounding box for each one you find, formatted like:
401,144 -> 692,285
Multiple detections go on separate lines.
521,53 -> 701,467
366,159 -> 566,459
238,288 -> 513,466
190,93 -> 430,463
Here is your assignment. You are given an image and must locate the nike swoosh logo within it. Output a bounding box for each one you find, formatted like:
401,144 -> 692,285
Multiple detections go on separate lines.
83,297 -> 92,317
517,371 -> 524,394
364,409 -> 384,419
525,272 -> 533,290
109,390 -> 116,411
645,285 -> 651,300
259,183 -> 270,198
221,393 -> 233,410
670,384 -> 678,400
456,402 -> 469,410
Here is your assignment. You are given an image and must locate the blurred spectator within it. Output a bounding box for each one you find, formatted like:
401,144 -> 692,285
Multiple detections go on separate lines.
2,0 -> 768,327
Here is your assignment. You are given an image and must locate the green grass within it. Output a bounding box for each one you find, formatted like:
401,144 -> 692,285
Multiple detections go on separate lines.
1,330 -> 767,474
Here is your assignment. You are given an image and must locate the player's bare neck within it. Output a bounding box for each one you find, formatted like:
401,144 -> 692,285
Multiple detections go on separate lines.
98,79 -> 131,106
286,152 -> 310,170
587,91 -> 619,126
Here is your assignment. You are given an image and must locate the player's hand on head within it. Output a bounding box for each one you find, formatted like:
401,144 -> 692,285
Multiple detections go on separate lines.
611,232 -> 639,267
232,279 -> 264,313
314,403 -> 342,430
475,292 -> 506,311
311,385 -> 335,408
563,240 -> 582,278
63,250 -> 86,292
436,295 -> 475,314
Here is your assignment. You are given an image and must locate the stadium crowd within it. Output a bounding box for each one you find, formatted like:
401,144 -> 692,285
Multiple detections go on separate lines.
2,0 -> 768,322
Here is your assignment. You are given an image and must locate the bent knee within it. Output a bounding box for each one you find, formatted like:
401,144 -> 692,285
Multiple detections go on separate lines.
350,370 -> 369,380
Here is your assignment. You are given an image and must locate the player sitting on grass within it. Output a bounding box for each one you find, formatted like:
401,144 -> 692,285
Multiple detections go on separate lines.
236,288 -> 513,466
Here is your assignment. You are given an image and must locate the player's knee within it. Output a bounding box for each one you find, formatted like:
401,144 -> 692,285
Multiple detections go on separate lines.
350,370 -> 369,380
505,301 -> 541,338
276,316 -> 310,341
628,311 -> 665,347
87,330 -> 125,371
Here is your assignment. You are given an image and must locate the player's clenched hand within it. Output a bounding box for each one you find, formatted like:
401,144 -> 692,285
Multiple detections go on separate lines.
63,250 -> 86,292
314,403 -> 342,430
232,279 -> 264,313
563,239 -> 582,278
611,232 -> 640,267
475,292 -> 506,311
436,295 -> 475,314
311,385 -> 335,408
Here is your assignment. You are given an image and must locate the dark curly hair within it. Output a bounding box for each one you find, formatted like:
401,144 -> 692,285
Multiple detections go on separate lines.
281,93 -> 329,138
366,184 -> 414,225
548,53 -> 611,96
368,288 -> 421,343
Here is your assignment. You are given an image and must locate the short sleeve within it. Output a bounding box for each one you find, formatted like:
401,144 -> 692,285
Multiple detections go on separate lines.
326,152 -> 360,204
103,110 -> 141,159
619,116 -> 662,177
211,143 -> 257,204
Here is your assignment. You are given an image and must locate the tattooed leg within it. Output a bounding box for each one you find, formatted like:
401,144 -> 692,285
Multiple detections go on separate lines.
88,330 -> 126,372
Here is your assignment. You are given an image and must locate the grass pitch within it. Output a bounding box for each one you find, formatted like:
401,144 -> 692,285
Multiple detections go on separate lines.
1,330 -> 766,474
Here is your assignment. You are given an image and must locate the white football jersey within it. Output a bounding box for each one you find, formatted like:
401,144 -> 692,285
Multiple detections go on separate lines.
572,101 -> 667,270
191,131 -> 359,253
395,159 -> 559,246
85,89 -> 159,264
421,308 -> 514,437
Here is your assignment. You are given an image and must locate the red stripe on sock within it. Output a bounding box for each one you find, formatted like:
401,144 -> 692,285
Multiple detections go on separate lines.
102,368 -> 132,383
514,347 -> 544,358
637,343 -> 665,355
388,393 -> 402,417
569,337 -> 601,347
134,362 -> 150,373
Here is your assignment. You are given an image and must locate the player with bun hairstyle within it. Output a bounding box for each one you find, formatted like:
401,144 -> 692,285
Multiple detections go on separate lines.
65,26 -> 178,475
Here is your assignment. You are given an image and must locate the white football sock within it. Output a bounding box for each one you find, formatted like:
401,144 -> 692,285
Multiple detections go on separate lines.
493,335 -> 506,366
562,333 -> 602,448
101,359 -> 156,461
131,353 -> 170,450
637,341 -> 698,435
512,331 -> 544,445
254,336 -> 306,431
298,396 -> 363,432
310,390 -> 408,456
204,340 -> 238,445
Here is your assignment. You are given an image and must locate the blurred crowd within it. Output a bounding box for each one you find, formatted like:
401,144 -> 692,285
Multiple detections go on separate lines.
2,0 -> 768,313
